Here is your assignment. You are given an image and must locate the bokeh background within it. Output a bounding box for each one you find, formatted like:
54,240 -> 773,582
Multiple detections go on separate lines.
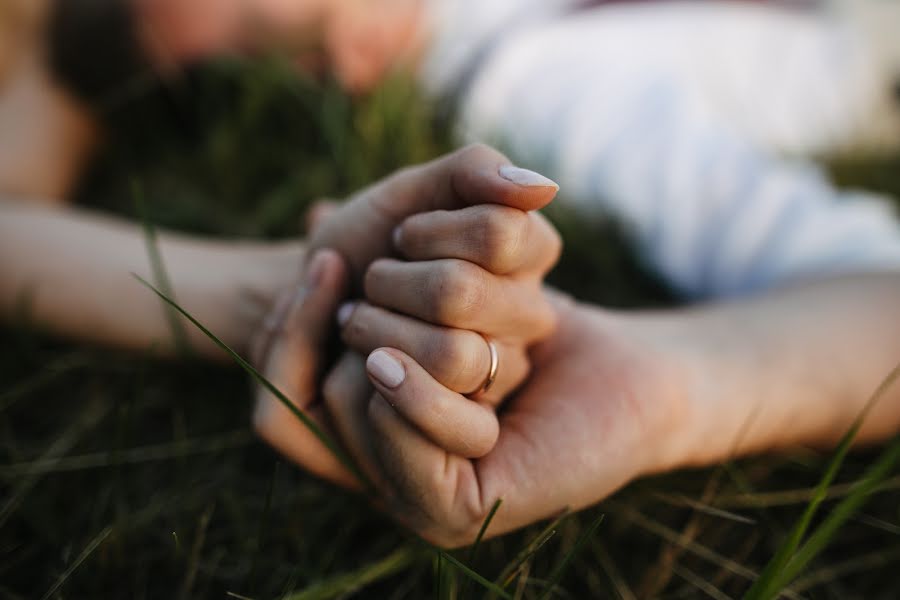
2,58 -> 900,599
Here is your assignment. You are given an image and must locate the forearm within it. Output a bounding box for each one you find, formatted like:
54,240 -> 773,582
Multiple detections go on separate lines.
0,202 -> 304,359
627,273 -> 900,470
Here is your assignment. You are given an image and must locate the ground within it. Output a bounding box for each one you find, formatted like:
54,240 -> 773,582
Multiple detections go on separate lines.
2,60 -> 900,599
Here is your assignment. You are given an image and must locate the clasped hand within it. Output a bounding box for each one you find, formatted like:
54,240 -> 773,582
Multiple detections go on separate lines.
250,145 -> 682,546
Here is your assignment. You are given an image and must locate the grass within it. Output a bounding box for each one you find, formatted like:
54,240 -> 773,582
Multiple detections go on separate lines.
2,58 -> 900,599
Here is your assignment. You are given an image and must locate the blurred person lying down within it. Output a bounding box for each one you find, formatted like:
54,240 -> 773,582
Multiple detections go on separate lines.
2,0 -> 900,546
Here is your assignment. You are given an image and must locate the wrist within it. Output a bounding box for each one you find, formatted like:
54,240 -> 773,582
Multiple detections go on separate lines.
171,239 -> 304,360
558,299 -> 698,478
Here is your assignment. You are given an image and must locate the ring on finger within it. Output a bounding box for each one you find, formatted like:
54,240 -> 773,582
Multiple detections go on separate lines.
467,334 -> 499,399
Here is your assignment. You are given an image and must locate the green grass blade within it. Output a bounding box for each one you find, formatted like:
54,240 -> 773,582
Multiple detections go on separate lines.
459,498 -> 503,598
284,547 -> 419,600
436,551 -> 444,600
435,550 -> 512,600
495,509 -> 570,589
40,526 -> 113,600
745,360 -> 900,600
468,498 -> 503,565
775,433 -> 900,589
133,274 -> 371,490
536,513 -> 605,600
245,461 -> 279,591
134,183 -> 191,357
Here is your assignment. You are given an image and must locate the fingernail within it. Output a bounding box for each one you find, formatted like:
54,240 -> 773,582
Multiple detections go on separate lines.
305,250 -> 329,287
499,165 -> 559,189
336,302 -> 356,327
367,350 -> 406,389
392,226 -> 403,249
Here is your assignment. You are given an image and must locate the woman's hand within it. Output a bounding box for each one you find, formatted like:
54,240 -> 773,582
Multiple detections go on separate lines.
337,202 -> 562,408
306,144 -> 559,288
252,144 -> 560,488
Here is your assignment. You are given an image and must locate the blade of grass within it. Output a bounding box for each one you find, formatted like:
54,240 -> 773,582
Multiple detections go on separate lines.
459,498 -> 503,598
436,551 -> 444,600
133,274 -> 371,490
773,432 -> 900,590
789,545 -> 900,593
434,550 -> 512,600
135,183 -> 191,356
0,430 -> 253,478
536,513 -> 604,600
245,461 -> 279,591
0,400 -> 109,528
671,564 -> 733,600
283,547 -> 419,600
745,360 -> 900,600
40,526 -> 113,600
468,498 -> 503,565
494,508 -> 571,589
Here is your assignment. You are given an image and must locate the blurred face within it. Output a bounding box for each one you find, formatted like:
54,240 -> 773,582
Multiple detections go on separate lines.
324,0 -> 425,92
0,0 -> 50,83
137,0 -> 425,92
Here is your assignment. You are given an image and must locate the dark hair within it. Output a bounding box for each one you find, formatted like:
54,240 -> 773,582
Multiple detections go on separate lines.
47,0 -> 149,107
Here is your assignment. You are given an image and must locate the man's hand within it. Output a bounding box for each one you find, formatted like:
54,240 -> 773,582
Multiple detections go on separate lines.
353,294 -> 690,546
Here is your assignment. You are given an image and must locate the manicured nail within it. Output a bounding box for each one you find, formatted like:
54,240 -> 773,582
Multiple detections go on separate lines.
499,165 -> 559,189
336,302 -> 356,327
305,250 -> 329,287
367,350 -> 406,389
392,226 -> 403,249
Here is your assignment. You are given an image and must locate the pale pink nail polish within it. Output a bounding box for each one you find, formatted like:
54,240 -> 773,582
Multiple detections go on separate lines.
336,302 -> 356,327
367,350 -> 406,389
499,165 -> 559,189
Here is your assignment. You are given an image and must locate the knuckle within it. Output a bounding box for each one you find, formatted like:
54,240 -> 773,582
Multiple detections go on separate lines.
322,376 -> 344,414
544,220 -> 564,268
426,331 -> 482,388
477,208 -> 528,273
458,142 -> 495,161
363,260 -> 389,297
428,262 -> 488,325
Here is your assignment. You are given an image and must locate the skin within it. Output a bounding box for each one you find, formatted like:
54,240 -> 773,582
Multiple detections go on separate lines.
263,268 -> 900,547
251,145 -> 562,486
135,0 -> 425,91
6,0 -> 900,551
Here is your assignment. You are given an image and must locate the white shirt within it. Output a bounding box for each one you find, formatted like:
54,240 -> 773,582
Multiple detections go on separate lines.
419,1 -> 900,298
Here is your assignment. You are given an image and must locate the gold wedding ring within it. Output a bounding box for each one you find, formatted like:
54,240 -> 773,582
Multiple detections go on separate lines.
468,334 -> 499,399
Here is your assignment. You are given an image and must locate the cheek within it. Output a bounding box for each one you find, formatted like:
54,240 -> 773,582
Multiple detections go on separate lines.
141,0 -> 244,60
252,0 -> 323,28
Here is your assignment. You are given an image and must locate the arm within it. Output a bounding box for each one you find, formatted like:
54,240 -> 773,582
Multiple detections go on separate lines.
657,272 -> 900,464
0,202 -> 304,359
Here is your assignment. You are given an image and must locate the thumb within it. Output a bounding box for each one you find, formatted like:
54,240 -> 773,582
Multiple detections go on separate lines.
252,249 -> 355,486
305,198 -> 341,235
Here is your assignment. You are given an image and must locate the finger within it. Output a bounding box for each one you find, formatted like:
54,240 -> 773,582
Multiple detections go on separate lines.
307,145 -> 559,285
364,259 -> 556,341
366,348 -> 499,459
394,206 -> 562,276
367,392 -> 481,547
305,198 -> 340,235
365,144 -> 560,221
338,301 -> 530,404
322,351 -> 387,489
253,249 -> 358,489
